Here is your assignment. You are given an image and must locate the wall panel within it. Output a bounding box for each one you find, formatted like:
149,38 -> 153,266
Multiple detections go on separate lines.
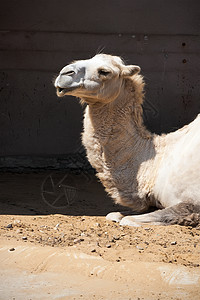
0,0 -> 199,168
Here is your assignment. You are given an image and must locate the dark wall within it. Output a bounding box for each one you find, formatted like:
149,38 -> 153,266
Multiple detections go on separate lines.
0,0 -> 200,168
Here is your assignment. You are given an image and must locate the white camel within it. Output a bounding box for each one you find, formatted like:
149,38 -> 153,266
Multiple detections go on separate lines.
55,54 -> 200,226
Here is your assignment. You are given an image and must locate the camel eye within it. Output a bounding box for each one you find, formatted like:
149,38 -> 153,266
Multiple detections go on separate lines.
98,69 -> 110,76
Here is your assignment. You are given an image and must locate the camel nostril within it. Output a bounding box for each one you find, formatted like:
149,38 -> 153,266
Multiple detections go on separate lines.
61,70 -> 75,76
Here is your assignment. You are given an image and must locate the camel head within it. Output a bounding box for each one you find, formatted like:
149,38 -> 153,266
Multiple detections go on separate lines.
54,54 -> 140,104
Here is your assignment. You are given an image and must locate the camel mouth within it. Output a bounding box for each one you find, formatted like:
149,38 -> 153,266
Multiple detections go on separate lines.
56,87 -> 77,97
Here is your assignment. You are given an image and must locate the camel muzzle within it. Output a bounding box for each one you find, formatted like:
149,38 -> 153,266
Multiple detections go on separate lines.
56,86 -> 78,97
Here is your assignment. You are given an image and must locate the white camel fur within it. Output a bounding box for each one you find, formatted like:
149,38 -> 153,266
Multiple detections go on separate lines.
55,54 -> 200,226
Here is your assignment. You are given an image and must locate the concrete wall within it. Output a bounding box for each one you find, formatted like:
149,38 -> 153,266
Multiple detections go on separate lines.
0,0 -> 200,169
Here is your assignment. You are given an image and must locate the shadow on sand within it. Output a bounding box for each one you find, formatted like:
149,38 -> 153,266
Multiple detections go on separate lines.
0,171 -> 123,216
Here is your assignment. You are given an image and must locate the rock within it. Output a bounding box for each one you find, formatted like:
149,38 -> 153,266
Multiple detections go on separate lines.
9,248 -> 15,251
6,224 -> 13,229
13,220 -> 21,225
22,236 -> 27,241
91,249 -> 96,253
40,225 -> 47,229
136,245 -> 144,250
54,223 -> 60,230
171,241 -> 177,245
73,238 -> 84,244
193,263 -> 200,267
106,244 -> 111,248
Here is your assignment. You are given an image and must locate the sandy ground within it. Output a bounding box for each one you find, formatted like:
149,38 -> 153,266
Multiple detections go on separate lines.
0,171 -> 200,299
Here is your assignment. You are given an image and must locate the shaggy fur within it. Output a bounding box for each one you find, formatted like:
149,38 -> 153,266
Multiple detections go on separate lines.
55,54 -> 200,226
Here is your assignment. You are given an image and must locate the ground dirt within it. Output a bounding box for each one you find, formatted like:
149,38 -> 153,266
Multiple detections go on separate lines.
0,172 -> 200,299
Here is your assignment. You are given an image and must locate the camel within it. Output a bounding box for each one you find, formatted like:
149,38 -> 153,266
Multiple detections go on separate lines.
54,54 -> 200,226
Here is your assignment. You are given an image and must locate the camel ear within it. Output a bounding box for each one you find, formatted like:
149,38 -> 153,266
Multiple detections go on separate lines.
122,65 -> 141,77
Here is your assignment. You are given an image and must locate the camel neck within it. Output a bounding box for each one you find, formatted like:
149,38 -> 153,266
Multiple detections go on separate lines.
88,79 -> 153,145
82,82 -> 158,204
86,82 -> 156,172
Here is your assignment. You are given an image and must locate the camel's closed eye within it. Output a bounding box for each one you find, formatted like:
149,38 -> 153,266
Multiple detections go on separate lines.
98,69 -> 111,76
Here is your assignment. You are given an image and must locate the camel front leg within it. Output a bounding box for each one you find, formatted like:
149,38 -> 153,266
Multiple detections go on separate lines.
119,210 -> 164,226
106,194 -> 153,224
119,202 -> 200,227
106,211 -> 136,223
106,209 -> 160,226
